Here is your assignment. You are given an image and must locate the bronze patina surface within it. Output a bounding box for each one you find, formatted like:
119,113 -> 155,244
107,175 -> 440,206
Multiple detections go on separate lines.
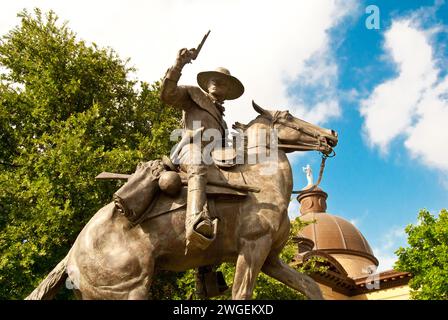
26,34 -> 338,300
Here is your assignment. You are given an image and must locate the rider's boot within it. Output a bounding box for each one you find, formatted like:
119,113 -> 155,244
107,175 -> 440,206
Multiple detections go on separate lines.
185,165 -> 216,252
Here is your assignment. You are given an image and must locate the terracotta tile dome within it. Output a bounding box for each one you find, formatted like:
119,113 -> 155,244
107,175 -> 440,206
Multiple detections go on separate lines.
296,187 -> 378,277
298,212 -> 377,260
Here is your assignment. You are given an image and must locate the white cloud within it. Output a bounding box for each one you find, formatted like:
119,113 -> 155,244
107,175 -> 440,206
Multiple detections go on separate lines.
404,76 -> 448,170
373,250 -> 397,272
288,48 -> 342,124
0,0 -> 356,128
288,198 -> 300,220
360,17 -> 448,174
372,226 -> 407,272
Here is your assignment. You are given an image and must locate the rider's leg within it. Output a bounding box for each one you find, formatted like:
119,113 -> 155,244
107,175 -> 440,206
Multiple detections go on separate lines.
185,164 -> 214,251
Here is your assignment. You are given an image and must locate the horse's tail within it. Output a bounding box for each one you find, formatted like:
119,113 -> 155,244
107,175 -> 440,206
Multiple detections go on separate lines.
25,254 -> 69,300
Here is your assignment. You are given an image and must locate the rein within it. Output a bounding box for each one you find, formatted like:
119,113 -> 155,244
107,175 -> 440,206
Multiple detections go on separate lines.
260,111 -> 333,154
251,112 -> 336,193
291,152 -> 335,195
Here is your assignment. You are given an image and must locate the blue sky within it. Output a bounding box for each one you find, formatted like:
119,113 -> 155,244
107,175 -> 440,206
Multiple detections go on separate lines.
1,0 -> 447,271
291,0 -> 448,270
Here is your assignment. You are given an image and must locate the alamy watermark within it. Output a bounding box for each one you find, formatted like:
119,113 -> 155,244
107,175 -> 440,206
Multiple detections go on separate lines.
363,265 -> 380,290
365,5 -> 380,30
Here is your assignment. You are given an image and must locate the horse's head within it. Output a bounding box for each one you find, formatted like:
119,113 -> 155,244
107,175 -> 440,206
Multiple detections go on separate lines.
248,101 -> 338,155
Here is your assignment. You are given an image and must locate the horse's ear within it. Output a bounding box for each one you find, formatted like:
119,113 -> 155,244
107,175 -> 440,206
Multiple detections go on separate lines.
252,100 -> 267,115
233,122 -> 247,131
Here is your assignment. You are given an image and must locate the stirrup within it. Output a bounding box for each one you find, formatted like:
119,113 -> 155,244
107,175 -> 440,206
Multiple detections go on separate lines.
187,218 -> 218,251
196,219 -> 214,238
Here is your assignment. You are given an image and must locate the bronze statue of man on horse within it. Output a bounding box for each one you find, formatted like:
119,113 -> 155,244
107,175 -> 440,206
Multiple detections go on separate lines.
26,32 -> 338,300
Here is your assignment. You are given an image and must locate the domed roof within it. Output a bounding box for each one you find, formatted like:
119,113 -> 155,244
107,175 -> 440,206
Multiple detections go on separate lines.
298,212 -> 377,263
295,185 -> 378,270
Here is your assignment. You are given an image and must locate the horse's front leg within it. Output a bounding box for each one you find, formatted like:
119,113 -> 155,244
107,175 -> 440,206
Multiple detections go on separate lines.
232,234 -> 272,300
261,256 -> 324,300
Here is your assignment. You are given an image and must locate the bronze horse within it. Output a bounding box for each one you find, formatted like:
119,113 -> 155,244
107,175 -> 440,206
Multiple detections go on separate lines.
26,102 -> 338,300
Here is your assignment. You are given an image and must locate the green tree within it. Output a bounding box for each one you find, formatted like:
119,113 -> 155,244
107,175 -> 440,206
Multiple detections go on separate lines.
395,209 -> 448,300
0,9 -> 180,299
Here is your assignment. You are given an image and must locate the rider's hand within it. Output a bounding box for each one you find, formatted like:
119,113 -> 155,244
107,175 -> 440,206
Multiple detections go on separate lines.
175,48 -> 197,67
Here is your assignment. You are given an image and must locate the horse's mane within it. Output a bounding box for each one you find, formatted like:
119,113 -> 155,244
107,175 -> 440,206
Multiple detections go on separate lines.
232,114 -> 272,132
232,121 -> 248,131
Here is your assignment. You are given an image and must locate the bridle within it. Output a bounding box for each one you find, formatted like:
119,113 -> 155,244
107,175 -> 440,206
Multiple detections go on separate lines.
262,111 -> 336,156
262,111 -> 336,192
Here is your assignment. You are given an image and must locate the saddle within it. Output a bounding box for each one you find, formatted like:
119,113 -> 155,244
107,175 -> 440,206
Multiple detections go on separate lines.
99,155 -> 254,226
211,147 -> 237,169
131,159 -> 249,226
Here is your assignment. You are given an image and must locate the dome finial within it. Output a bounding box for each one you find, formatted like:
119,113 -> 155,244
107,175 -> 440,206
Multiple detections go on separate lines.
297,164 -> 328,215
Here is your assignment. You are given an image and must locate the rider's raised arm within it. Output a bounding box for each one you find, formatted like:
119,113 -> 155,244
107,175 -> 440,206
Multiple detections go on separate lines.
160,48 -> 197,111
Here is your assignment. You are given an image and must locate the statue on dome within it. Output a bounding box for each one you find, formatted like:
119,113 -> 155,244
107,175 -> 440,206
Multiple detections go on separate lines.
302,164 -> 313,188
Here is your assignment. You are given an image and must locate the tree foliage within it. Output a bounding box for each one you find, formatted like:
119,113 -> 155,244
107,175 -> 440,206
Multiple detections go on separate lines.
395,209 -> 448,300
0,9 -> 180,299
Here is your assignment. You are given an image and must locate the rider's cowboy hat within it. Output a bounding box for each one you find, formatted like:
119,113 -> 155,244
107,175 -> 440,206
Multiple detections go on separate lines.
197,67 -> 244,100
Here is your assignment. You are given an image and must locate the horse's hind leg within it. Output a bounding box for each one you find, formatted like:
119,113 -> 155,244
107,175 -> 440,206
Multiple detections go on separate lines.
232,235 -> 272,300
127,256 -> 155,300
127,277 -> 152,300
261,256 -> 324,300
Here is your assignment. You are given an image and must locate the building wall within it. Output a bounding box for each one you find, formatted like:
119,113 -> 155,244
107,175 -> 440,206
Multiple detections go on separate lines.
318,283 -> 411,300
350,285 -> 410,300
330,253 -> 376,278
317,284 -> 352,300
